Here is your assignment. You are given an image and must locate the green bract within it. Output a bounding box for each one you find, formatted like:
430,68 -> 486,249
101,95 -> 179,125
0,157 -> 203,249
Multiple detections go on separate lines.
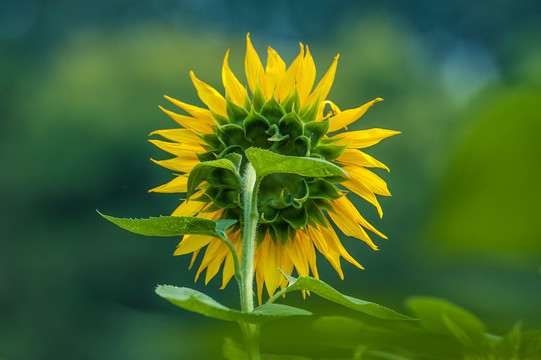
190,95 -> 348,245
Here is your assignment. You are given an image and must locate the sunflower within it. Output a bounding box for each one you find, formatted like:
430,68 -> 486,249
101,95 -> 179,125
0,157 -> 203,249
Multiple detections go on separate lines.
150,34 -> 399,302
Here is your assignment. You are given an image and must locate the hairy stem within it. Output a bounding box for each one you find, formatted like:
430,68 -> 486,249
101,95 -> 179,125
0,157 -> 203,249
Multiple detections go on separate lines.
239,162 -> 261,360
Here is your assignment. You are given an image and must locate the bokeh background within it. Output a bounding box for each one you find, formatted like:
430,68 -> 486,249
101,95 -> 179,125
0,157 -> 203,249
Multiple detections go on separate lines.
1,0 -> 541,359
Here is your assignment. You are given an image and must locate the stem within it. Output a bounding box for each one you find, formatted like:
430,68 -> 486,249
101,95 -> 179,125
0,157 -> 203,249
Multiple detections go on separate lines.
240,162 -> 258,313
239,162 -> 261,360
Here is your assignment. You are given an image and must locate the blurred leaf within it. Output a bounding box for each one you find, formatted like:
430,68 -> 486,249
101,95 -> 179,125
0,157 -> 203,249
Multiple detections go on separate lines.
156,286 -> 311,324
98,211 -> 236,241
269,274 -> 413,320
245,147 -> 348,179
405,297 -> 486,344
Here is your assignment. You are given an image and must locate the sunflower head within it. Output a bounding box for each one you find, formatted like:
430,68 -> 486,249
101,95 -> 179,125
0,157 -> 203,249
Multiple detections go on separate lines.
150,34 -> 398,299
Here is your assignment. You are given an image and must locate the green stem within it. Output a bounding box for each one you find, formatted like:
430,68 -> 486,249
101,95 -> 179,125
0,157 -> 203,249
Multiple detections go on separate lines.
240,162 -> 258,312
239,162 -> 261,360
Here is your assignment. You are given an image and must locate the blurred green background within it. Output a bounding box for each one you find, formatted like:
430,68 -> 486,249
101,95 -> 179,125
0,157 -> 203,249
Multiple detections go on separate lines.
1,0 -> 540,359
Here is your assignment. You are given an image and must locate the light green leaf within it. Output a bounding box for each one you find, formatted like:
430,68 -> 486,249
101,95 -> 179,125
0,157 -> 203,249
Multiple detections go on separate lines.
269,274 -> 413,321
98,211 -> 236,241
187,158 -> 240,197
245,147 -> 348,179
156,285 -> 311,324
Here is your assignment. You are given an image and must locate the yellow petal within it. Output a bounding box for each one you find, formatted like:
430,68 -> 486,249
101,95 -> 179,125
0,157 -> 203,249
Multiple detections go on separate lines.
245,33 -> 266,95
306,54 -> 339,109
164,95 -> 215,126
335,196 -> 386,238
204,242 -> 229,285
149,175 -> 188,193
319,223 -> 364,270
195,240 -> 222,282
328,208 -> 378,250
149,139 -> 203,157
286,236 -> 309,277
342,177 -> 384,218
307,226 -> 344,279
174,234 -> 213,255
159,105 -> 213,134
345,166 -> 391,197
150,157 -> 199,173
298,45 -> 316,106
337,148 -> 389,172
189,248 -> 201,269
276,43 -> 304,102
265,46 -> 286,96
221,231 -> 242,289
190,71 -> 227,117
222,49 -> 247,106
333,128 -> 401,149
328,98 -> 383,132
171,198 -> 206,217
149,128 -> 202,144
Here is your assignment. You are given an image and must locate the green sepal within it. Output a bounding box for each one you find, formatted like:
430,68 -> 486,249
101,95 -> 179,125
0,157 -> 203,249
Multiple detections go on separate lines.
255,223 -> 269,244
278,111 -> 304,141
281,88 -> 300,114
308,179 -> 342,200
313,198 -> 335,213
218,145 -> 244,159
260,95 -> 286,125
293,135 -> 310,157
299,97 -> 320,123
243,92 -> 252,111
198,133 -> 226,152
244,110 -> 271,148
266,124 -> 288,142
245,147 -> 348,180
281,206 -> 308,230
223,152 -> 242,173
196,151 -> 217,162
312,143 -> 349,161
269,188 -> 293,209
187,158 -> 240,198
261,207 -> 279,223
293,179 -> 309,208
268,274 -> 414,321
252,83 -> 266,112
217,124 -> 251,148
156,285 -> 311,324
211,110 -> 229,126
98,211 -> 236,242
271,218 -> 290,245
207,167 -> 240,188
304,200 -> 329,228
226,97 -> 249,126
304,119 -> 330,148
214,188 -> 241,209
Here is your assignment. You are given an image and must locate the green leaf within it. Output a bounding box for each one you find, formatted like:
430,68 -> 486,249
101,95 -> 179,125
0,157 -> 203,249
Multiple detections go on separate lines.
187,158 -> 240,197
226,97 -> 249,126
269,274 -> 413,321
245,147 -> 348,179
405,297 -> 487,341
98,211 -> 236,241
156,285 -> 311,324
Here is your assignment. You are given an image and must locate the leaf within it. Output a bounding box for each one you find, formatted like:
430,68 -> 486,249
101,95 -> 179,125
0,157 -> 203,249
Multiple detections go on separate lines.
98,211 -> 236,242
156,285 -> 311,324
405,297 -> 487,342
187,158 -> 240,197
245,147 -> 348,180
269,274 -> 413,321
